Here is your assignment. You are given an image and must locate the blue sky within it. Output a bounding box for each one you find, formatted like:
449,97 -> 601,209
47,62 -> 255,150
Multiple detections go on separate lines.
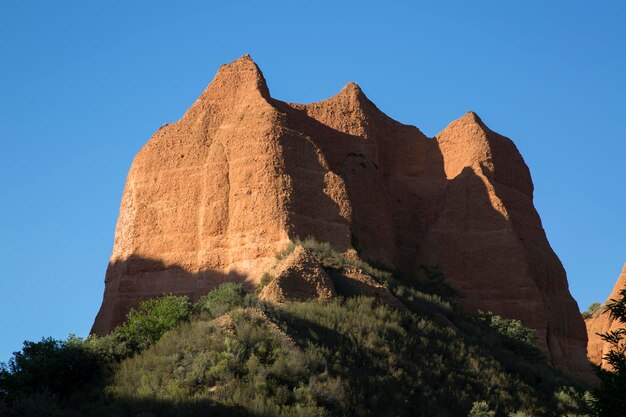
1,1 -> 624,362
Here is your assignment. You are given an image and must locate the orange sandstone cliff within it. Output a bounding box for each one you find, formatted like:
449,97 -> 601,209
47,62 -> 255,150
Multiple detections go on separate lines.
92,55 -> 591,381
586,263 -> 626,368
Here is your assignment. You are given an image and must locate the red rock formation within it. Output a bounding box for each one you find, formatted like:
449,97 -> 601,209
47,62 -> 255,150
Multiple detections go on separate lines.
92,55 -> 592,381
259,246 -> 336,303
586,263 -> 626,368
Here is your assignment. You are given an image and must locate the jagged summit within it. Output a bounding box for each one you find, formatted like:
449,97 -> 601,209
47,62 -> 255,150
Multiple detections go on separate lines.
334,81 -> 371,107
92,57 -> 593,382
287,79 -> 370,108
205,53 -> 270,100
461,110 -> 483,122
340,81 -> 363,95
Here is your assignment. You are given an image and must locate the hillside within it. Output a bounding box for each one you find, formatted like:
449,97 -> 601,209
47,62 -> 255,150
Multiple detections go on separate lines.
0,242 -> 592,417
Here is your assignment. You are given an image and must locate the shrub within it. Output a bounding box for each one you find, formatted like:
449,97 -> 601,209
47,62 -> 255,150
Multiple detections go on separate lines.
255,273 -> 273,295
104,294 -> 564,416
114,295 -> 192,354
551,386 -> 591,416
468,401 -> 495,417
108,308 -> 326,416
476,311 -> 541,359
196,283 -> 248,318
0,336 -> 101,401
298,237 -> 346,269
582,302 -> 603,319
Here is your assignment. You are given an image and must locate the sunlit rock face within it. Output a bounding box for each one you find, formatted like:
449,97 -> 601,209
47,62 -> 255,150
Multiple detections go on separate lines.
92,55 -> 592,382
586,263 -> 626,369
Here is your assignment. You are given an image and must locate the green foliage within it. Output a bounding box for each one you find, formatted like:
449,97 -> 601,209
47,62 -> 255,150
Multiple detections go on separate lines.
83,295 -> 194,364
109,309 -> 331,416
83,288 -> 246,366
477,311 -> 536,346
549,386 -> 593,417
591,288 -> 626,417
0,251 -> 594,417
112,296 -> 549,416
582,302 -> 603,319
468,401 -> 496,417
196,283 -> 248,318
295,237 -> 347,269
255,273 -> 273,295
114,295 -> 192,354
0,336 -> 101,402
476,311 -> 542,360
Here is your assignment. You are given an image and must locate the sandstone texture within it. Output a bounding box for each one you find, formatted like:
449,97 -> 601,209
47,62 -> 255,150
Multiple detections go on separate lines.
585,263 -> 626,369
92,55 -> 591,381
259,246 -> 336,303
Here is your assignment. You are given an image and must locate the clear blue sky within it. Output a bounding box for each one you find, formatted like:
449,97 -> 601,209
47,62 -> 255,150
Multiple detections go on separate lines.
1,1 -> 624,362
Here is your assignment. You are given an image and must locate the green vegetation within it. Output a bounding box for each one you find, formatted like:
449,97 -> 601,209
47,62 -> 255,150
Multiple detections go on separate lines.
0,241 -> 595,416
86,295 -> 193,362
476,311 -> 542,360
477,311 -> 536,346
468,401 -> 496,417
256,272 -> 274,295
196,282 -> 249,317
582,302 -> 603,319
0,336 -> 101,402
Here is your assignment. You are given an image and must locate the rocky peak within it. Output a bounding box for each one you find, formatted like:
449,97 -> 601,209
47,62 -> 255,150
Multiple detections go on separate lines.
194,54 -> 271,107
92,56 -> 593,382
436,111 -> 493,179
215,54 -> 269,97
436,111 -> 533,197
337,81 -> 367,102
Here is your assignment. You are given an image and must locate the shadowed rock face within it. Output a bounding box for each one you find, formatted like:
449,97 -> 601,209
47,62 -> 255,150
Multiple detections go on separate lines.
585,263 -> 626,369
92,54 -> 591,381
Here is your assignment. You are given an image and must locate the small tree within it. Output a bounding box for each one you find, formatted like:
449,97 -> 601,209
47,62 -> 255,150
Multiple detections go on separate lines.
592,288 -> 626,416
583,302 -> 603,319
115,295 -> 192,353
589,302 -> 604,316
196,283 -> 247,317
0,337 -> 101,401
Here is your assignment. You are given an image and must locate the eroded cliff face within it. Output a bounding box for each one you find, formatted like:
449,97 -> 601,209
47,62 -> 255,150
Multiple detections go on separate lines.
586,263 -> 626,369
92,55 -> 591,381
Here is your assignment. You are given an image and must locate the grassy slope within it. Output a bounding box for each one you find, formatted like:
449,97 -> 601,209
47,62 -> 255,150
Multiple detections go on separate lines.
0,241 -> 591,417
